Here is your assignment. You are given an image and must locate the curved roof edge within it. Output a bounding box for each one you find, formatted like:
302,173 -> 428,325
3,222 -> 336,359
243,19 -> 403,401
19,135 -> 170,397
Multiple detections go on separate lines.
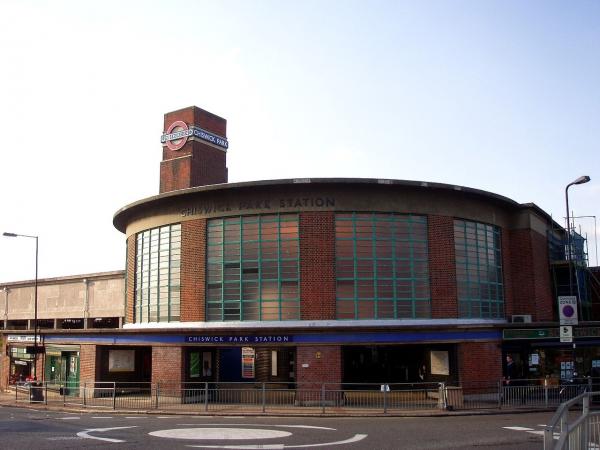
113,177 -> 524,233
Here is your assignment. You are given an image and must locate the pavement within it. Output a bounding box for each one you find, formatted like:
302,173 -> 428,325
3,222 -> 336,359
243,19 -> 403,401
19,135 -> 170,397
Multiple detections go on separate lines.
0,388 -> 549,418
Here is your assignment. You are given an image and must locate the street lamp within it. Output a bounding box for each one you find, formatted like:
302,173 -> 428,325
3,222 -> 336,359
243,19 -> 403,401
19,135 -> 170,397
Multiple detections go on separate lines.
564,176 -> 591,381
2,232 -> 39,379
565,176 -> 591,299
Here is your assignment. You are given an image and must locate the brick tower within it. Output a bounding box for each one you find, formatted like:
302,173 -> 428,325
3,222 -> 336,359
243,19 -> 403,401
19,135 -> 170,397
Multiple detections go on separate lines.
159,106 -> 228,193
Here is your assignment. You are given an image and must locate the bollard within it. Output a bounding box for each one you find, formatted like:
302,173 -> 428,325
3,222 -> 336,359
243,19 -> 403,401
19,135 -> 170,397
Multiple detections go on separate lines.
63,382 -> 66,406
321,384 -> 326,414
262,383 -> 266,413
45,383 -> 48,405
204,382 -> 208,412
155,382 -> 160,409
83,382 -> 86,407
112,382 -> 116,410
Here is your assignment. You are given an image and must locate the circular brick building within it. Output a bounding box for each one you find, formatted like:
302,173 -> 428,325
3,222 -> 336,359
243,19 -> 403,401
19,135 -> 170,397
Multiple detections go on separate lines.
107,105 -> 562,388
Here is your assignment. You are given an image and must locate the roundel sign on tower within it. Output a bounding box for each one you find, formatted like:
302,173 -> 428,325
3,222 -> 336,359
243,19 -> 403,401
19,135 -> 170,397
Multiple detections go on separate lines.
161,120 -> 193,151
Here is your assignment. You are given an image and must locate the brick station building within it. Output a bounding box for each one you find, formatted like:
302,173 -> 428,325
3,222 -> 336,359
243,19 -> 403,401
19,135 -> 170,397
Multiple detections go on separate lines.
2,105 -> 599,392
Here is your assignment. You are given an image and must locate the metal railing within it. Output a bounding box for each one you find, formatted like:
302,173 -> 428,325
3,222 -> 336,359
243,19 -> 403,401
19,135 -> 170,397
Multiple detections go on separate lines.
11,378 -> 600,415
544,391 -> 600,450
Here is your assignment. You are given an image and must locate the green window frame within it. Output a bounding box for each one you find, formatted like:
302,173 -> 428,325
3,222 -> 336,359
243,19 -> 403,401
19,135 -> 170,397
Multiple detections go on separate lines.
134,223 -> 181,323
206,214 -> 300,321
335,213 -> 431,319
454,219 -> 504,319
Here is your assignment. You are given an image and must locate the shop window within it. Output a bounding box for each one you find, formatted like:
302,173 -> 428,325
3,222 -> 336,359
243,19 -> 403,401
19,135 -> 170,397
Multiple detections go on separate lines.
454,219 -> 504,319
335,213 -> 431,319
206,215 -> 300,321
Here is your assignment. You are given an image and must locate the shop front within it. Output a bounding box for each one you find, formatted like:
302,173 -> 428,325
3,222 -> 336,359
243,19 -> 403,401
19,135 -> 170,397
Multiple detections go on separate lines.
44,345 -> 80,395
503,327 -> 600,382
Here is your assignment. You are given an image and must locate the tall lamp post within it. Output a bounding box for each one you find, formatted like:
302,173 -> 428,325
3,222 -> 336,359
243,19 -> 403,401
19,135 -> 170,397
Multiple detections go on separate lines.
565,176 -> 591,379
565,176 -> 591,300
2,232 -> 39,379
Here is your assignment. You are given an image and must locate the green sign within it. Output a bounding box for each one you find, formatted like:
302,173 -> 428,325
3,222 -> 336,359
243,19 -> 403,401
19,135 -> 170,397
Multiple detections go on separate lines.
504,327 -> 600,340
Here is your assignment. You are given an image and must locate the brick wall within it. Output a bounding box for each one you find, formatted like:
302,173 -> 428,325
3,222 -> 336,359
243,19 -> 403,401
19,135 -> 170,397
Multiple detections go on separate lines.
296,345 -> 342,389
181,219 -> 206,322
160,106 -> 227,193
457,341 -> 502,385
0,345 -> 9,390
152,346 -> 184,385
79,344 -> 98,384
501,229 -> 515,317
428,215 -> 458,318
299,212 -> 336,320
125,235 -> 136,324
508,229 -> 553,321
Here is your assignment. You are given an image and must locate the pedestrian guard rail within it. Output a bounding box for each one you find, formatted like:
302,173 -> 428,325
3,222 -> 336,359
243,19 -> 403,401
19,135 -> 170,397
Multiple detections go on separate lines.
544,391 -> 600,450
10,377 -> 600,415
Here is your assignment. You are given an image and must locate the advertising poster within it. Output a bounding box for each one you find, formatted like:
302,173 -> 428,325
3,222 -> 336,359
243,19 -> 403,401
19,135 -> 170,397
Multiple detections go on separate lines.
108,350 -> 135,372
241,347 -> 255,379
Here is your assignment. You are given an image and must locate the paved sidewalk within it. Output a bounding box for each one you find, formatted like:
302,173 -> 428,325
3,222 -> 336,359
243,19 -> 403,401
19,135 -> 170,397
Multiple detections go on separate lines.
0,389 -> 544,417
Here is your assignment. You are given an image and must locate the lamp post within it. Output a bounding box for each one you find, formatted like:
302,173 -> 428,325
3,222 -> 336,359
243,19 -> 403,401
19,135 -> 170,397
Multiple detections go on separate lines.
564,176 -> 591,380
2,232 -> 38,379
565,176 -> 591,299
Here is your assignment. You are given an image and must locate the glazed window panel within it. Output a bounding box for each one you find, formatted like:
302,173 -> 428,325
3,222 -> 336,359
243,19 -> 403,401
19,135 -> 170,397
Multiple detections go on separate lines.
454,219 -> 504,319
134,223 -> 181,323
206,214 -> 300,321
335,213 -> 431,319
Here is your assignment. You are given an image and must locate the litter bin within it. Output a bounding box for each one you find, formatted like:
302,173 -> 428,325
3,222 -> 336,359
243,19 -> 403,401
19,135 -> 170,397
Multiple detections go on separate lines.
29,382 -> 44,402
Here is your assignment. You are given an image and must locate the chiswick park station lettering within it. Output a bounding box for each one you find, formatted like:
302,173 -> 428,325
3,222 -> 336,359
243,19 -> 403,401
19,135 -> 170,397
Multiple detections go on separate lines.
181,197 -> 335,217
186,335 -> 292,344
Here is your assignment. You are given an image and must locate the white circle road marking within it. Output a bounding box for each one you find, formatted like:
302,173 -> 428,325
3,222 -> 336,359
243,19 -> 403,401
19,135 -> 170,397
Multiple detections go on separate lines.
150,428 -> 292,440
76,426 -> 137,443
175,425 -> 336,431
187,433 -> 368,449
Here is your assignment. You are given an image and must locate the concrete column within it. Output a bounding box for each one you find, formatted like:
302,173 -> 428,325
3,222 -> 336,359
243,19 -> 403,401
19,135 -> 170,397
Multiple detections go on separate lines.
83,278 -> 89,329
2,287 -> 8,330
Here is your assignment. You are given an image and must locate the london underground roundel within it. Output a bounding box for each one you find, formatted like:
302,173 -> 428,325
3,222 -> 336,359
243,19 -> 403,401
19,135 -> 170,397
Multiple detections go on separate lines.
163,121 -> 190,151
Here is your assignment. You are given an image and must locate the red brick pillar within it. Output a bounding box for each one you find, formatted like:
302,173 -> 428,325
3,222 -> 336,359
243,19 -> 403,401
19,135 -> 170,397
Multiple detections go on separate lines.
457,342 -> 502,388
79,344 -> 97,397
300,212 -> 336,320
428,215 -> 458,318
1,349 -> 9,390
296,346 -> 342,404
125,235 -> 136,324
181,219 -> 206,322
152,346 -> 184,386
508,229 -> 554,321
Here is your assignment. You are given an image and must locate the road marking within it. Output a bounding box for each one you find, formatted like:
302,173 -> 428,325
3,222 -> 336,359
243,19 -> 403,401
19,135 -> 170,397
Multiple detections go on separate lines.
57,416 -> 81,420
502,426 -> 534,431
187,433 -> 368,449
526,430 -> 545,436
150,427 -> 292,440
158,416 -> 179,418
76,426 -> 137,443
91,416 -> 114,419
47,437 -> 84,441
175,424 -> 336,431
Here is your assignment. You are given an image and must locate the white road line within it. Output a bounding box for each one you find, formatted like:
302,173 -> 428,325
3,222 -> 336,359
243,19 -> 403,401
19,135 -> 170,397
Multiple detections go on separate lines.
526,430 -> 545,436
158,416 -> 179,418
188,433 -> 368,449
175,424 -> 336,431
91,416 -> 114,419
57,417 -> 81,420
76,426 -> 137,443
503,426 -> 534,431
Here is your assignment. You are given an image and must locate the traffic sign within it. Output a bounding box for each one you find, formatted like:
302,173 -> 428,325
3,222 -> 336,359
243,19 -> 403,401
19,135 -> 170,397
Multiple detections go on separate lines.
558,296 -> 578,325
560,326 -> 573,343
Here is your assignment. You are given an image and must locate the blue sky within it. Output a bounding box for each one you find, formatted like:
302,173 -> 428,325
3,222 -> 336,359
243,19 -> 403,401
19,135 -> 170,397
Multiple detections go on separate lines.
0,0 -> 598,282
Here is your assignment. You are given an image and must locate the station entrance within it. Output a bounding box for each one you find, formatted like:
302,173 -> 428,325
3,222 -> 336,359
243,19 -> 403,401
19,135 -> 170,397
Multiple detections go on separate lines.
342,344 -> 456,384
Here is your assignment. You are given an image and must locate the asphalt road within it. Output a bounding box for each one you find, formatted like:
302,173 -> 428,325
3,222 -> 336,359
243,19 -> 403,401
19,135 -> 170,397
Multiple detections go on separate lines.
0,405 -> 553,449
